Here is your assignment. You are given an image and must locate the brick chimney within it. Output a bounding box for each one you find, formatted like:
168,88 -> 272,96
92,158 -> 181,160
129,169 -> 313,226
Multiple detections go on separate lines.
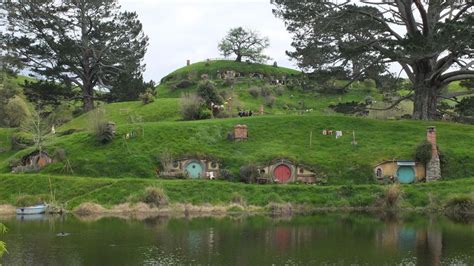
234,125 -> 248,141
426,126 -> 441,181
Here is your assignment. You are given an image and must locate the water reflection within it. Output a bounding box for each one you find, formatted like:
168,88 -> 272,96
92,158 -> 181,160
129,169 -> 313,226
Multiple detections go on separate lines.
0,213 -> 472,265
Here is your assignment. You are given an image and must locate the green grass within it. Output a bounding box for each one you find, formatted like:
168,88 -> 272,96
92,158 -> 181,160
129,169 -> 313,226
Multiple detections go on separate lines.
59,98 -> 181,131
3,115 -> 473,184
0,174 -> 472,210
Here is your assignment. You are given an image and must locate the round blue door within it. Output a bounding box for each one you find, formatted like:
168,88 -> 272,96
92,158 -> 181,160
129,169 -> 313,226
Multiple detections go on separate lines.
185,162 -> 203,178
397,166 -> 415,184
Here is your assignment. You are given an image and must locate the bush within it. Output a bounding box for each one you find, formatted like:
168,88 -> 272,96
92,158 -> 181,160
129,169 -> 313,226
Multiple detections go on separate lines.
384,184 -> 401,208
139,88 -> 155,104
444,195 -> 474,220
220,169 -> 235,181
329,101 -> 368,116
174,79 -> 195,89
455,96 -> 474,117
11,131 -> 34,150
180,93 -> 210,120
239,164 -> 260,183
140,187 -> 168,207
415,141 -> 433,165
49,103 -> 73,126
5,96 -> 32,127
197,80 -> 223,106
248,87 -> 260,98
275,86 -> 285,96
264,95 -> 276,108
89,108 -> 115,144
230,192 -> 246,205
317,80 -> 348,94
223,77 -> 234,87
362,79 -> 375,88
260,86 -> 273,97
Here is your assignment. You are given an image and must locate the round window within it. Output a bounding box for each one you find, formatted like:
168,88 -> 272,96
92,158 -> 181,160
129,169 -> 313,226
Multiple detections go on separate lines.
172,161 -> 179,168
211,162 -> 217,168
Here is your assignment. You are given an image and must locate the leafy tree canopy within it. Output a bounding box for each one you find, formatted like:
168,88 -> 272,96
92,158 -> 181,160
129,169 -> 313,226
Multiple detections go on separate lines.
273,0 -> 474,120
1,0 -> 149,111
218,27 -> 271,63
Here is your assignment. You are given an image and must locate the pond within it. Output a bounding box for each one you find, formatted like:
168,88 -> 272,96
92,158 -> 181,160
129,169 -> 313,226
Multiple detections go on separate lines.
0,212 -> 473,265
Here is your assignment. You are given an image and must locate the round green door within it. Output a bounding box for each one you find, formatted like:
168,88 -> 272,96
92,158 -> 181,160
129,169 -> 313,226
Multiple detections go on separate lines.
185,161 -> 203,179
397,166 -> 415,184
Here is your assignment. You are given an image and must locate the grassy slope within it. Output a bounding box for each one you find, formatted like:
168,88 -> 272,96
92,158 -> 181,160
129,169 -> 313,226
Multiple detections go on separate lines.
0,174 -> 472,210
3,115 -> 472,184
59,98 -> 181,131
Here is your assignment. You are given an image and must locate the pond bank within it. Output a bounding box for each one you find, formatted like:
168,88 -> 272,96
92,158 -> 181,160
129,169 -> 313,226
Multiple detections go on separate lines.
0,174 -> 473,217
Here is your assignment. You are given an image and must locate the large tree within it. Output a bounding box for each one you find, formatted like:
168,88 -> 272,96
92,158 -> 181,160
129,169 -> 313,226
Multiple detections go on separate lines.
273,0 -> 474,120
1,0 -> 149,111
218,27 -> 270,63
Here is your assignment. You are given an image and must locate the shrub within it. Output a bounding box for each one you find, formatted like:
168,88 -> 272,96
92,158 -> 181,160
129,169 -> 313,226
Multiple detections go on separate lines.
329,101 -> 368,116
317,80 -> 347,94
11,131 -> 34,150
181,93 -> 204,120
362,79 -> 375,88
455,96 -> 474,117
384,184 -> 402,208
174,79 -> 195,89
197,80 -> 223,106
89,108 -> 115,144
248,87 -> 260,98
275,86 -> 285,96
220,169 -> 235,181
141,187 -> 168,207
444,195 -> 474,220
223,77 -> 234,87
260,86 -> 273,97
49,103 -> 73,126
5,96 -> 32,127
0,223 -> 6,257
158,149 -> 174,173
239,164 -> 260,183
266,202 -> 293,216
139,88 -> 155,104
230,192 -> 246,206
415,141 -> 433,165
53,148 -> 67,162
264,95 -> 276,108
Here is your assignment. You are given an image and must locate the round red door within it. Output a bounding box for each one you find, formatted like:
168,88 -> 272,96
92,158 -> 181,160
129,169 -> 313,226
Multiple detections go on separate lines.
274,164 -> 292,183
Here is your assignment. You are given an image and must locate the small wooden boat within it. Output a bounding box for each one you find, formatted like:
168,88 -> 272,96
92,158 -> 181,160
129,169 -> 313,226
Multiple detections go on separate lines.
16,204 -> 47,215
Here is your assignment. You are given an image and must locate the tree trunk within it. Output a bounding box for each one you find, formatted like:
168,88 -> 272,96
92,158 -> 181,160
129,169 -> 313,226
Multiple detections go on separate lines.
412,82 -> 439,120
236,54 -> 242,62
411,61 -> 440,120
82,82 -> 94,111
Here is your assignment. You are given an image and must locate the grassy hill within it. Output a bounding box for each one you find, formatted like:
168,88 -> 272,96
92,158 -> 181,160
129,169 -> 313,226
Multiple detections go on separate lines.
2,115 -> 473,185
1,61 -> 473,185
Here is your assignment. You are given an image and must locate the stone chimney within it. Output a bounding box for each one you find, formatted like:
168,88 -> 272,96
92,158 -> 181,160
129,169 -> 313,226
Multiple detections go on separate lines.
234,125 -> 248,141
426,126 -> 441,181
186,59 -> 190,66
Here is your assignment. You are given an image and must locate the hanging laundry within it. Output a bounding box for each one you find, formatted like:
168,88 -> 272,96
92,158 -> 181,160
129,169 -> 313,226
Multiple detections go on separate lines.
336,131 -> 343,139
328,130 -> 334,135
322,129 -> 328,135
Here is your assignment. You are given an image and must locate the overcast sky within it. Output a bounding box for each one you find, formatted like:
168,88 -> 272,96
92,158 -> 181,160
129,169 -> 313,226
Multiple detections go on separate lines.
120,0 -> 296,82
